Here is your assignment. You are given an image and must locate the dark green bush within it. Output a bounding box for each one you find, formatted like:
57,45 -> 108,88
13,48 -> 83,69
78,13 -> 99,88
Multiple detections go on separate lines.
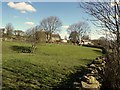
11,46 -> 32,53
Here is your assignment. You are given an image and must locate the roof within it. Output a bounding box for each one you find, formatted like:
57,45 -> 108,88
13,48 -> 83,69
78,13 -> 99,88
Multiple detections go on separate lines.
52,34 -> 61,38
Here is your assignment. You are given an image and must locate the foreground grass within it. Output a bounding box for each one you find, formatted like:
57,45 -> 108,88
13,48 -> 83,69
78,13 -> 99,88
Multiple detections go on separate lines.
2,41 -> 102,89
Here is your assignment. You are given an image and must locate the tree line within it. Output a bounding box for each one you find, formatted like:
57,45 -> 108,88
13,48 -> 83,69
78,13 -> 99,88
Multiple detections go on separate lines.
1,16 -> 90,53
2,16 -> 90,43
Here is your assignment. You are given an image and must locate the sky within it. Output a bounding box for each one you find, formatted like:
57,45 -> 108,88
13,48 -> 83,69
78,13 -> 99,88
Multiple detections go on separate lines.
1,1 -> 105,39
0,1 -> 2,27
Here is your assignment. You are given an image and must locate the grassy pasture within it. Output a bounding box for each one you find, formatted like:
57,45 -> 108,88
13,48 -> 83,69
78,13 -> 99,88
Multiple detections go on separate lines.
2,41 -> 102,89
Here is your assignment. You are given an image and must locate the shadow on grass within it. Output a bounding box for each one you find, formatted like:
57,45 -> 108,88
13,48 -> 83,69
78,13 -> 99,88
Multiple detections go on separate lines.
3,58 -> 92,89
93,49 -> 102,54
3,59 -> 54,89
53,65 -> 89,90
11,45 -> 32,53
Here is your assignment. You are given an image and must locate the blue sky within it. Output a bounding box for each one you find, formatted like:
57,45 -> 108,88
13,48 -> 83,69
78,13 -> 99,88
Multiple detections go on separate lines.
2,2 -> 104,39
0,1 -> 2,27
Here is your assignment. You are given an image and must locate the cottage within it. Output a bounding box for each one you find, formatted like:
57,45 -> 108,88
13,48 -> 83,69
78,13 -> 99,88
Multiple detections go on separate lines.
81,40 -> 94,45
51,34 -> 61,42
61,39 -> 67,43
35,31 -> 61,43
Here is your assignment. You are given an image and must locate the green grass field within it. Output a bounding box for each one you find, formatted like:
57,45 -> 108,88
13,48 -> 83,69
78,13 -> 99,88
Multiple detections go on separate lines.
2,41 -> 102,89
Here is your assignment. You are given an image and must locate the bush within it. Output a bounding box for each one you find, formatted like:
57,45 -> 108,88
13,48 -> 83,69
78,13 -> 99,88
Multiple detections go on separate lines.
11,45 -> 32,53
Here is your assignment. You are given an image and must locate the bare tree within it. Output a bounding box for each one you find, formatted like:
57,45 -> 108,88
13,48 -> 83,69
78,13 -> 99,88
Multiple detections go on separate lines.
14,30 -> 24,36
0,28 -> 5,38
26,25 -> 39,53
5,23 -> 14,38
67,21 -> 89,44
81,35 -> 90,40
14,30 -> 24,40
40,16 -> 62,42
80,1 -> 120,89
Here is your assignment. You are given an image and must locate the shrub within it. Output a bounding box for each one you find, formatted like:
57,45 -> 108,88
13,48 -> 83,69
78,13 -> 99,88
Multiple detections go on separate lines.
11,46 -> 31,53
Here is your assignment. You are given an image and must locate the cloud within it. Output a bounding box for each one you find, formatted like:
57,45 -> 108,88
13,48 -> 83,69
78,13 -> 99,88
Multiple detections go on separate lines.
7,2 -> 36,13
21,11 -> 26,13
62,25 -> 69,29
28,0 -> 32,4
24,22 -> 34,25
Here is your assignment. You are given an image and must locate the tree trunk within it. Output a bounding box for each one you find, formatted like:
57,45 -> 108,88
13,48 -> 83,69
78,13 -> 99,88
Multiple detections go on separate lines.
48,33 -> 52,43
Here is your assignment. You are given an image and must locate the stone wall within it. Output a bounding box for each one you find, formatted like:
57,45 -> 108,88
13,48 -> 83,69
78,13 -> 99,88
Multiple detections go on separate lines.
73,56 -> 106,90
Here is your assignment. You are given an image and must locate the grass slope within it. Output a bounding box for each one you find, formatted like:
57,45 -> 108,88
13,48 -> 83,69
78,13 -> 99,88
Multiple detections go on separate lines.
2,41 -> 102,89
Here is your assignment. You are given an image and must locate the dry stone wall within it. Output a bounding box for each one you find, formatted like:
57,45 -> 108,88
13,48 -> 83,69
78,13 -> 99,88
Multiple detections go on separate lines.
73,56 -> 106,90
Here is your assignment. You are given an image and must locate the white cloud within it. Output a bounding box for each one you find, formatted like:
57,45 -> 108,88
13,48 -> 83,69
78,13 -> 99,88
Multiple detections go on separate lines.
28,0 -> 32,4
7,2 -> 36,13
24,22 -> 34,25
62,25 -> 69,29
21,11 -> 26,13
